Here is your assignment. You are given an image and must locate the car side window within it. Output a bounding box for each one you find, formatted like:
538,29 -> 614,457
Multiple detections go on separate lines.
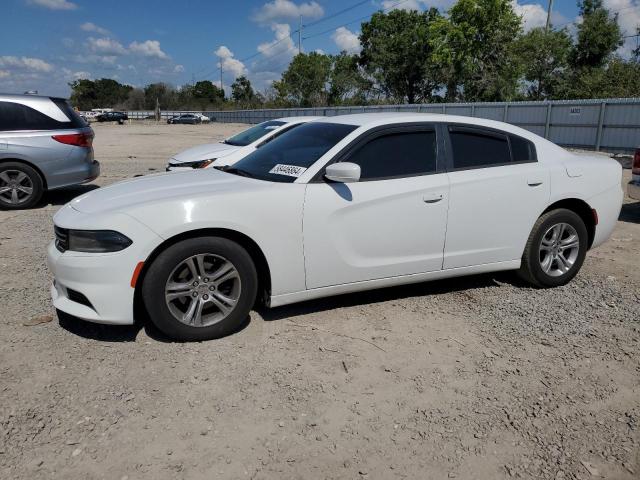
449,127 -> 512,170
0,101 -> 67,131
344,130 -> 437,181
509,134 -> 537,162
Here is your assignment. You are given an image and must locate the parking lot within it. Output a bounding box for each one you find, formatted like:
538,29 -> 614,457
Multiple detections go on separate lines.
1,122 -> 639,479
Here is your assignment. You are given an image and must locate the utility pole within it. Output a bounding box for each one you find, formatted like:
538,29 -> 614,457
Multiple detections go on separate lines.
298,15 -> 302,54
545,0 -> 554,31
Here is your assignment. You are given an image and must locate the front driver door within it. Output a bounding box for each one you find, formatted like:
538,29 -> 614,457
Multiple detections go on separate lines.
303,125 -> 450,289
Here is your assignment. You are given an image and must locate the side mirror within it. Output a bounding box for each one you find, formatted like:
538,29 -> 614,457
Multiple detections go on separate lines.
325,162 -> 361,183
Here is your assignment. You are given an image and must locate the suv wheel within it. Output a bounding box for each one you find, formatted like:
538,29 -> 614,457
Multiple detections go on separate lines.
518,208 -> 588,287
0,162 -> 44,210
142,237 -> 258,341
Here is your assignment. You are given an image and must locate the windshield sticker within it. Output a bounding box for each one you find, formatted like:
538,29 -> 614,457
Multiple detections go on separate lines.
269,164 -> 307,177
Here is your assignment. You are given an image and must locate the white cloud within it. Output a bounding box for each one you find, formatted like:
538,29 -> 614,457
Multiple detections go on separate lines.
174,64 -> 185,73
510,1 -> 568,31
27,0 -> 77,10
603,0 -> 640,57
0,56 -> 53,72
381,0 -> 455,11
252,0 -> 324,24
72,70 -> 91,80
129,40 -> 169,59
0,70 -> 9,79
257,23 -> 298,59
332,26 -> 361,54
80,22 -> 110,35
215,45 -> 247,78
87,37 -> 127,55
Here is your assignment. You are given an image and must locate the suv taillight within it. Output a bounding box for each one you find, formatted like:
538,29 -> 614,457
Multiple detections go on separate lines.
633,148 -> 640,175
52,131 -> 94,148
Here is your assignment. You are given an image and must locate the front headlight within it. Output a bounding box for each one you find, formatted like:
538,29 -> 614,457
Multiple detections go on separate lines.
67,230 -> 133,253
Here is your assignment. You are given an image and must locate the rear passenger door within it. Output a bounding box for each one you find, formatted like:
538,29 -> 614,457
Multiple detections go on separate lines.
443,125 -> 549,269
303,124 -> 450,288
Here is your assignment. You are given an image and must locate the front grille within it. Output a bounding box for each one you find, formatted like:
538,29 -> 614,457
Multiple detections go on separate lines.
54,226 -> 69,252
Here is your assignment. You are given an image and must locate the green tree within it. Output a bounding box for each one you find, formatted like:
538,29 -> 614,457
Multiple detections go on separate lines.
328,52 -> 371,105
359,8 -> 442,103
192,80 -> 225,105
555,57 -> 640,99
68,78 -> 132,110
143,82 -> 177,109
429,0 -> 522,101
273,52 -> 332,106
514,27 -> 573,99
231,76 -> 257,106
570,0 -> 622,69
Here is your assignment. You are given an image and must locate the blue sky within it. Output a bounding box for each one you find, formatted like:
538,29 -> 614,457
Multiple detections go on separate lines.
1,0 -> 638,97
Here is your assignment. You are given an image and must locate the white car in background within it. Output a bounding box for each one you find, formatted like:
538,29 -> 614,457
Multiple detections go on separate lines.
196,114 -> 211,124
166,116 -> 321,171
48,113 -> 623,341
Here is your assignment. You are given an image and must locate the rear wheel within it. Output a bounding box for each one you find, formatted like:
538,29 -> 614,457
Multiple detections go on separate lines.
518,208 -> 588,287
0,162 -> 44,210
142,237 -> 258,341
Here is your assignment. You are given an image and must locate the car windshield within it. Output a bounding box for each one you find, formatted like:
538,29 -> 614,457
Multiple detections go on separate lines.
224,120 -> 286,146
220,122 -> 358,183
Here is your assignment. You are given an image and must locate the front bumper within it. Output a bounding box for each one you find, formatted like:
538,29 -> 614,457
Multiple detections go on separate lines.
46,207 -> 163,325
628,180 -> 640,201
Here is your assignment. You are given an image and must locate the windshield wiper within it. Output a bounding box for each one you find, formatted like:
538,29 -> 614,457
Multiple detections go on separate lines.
214,165 -> 254,178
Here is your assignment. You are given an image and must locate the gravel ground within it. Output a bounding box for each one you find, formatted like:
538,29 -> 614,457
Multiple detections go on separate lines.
1,122 -> 638,480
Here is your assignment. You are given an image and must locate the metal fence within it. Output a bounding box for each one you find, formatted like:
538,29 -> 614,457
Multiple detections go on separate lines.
127,97 -> 640,152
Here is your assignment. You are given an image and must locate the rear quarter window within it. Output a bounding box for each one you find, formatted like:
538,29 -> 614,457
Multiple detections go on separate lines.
0,99 -> 86,131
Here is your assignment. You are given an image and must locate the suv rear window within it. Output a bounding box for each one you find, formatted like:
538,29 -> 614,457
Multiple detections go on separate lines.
0,98 -> 87,132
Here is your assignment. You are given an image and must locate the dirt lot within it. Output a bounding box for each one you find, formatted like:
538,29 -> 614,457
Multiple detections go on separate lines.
1,122 -> 639,480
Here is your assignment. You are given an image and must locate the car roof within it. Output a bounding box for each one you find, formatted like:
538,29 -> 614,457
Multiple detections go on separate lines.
276,116 -> 323,124
307,112 -> 547,143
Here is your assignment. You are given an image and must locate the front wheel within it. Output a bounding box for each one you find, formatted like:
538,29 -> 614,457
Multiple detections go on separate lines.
0,162 -> 44,210
518,208 -> 588,288
142,237 -> 258,341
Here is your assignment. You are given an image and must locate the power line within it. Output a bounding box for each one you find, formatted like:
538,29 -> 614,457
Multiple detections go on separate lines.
303,0 -> 413,41
303,0 -> 370,29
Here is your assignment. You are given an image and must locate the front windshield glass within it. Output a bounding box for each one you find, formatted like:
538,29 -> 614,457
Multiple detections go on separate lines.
225,122 -> 357,183
224,120 -> 286,146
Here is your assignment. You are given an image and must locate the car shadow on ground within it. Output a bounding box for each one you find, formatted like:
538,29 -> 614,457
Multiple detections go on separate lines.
259,271 -> 518,322
57,272 -> 517,343
57,304 -> 252,343
41,184 -> 100,207
619,201 -> 640,224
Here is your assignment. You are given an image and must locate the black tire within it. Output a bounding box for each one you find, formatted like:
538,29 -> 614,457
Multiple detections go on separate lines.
142,237 -> 258,341
0,162 -> 44,210
518,208 -> 588,288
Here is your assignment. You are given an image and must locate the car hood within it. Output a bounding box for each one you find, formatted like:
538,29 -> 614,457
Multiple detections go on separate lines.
69,169 -> 257,215
170,142 -> 240,164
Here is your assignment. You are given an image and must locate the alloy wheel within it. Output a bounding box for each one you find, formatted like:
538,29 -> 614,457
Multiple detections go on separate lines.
164,253 -> 241,327
538,222 -> 580,277
0,170 -> 34,205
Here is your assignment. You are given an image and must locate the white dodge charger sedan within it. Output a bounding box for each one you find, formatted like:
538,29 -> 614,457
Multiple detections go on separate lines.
48,113 -> 623,341
166,116 -> 321,171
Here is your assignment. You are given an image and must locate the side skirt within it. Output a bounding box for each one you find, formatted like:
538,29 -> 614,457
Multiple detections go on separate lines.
269,260 -> 521,308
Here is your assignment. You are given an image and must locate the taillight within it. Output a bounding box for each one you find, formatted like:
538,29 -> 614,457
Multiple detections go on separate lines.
633,148 -> 640,175
52,131 -> 94,147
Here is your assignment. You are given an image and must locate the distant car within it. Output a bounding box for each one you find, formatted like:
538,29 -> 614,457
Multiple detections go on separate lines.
195,114 -> 211,123
166,116 -> 321,171
167,114 -> 201,125
628,147 -> 640,200
0,93 -> 99,210
96,111 -> 128,124
47,113 -> 623,341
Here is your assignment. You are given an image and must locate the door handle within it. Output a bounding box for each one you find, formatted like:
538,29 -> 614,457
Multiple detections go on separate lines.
527,181 -> 544,187
423,194 -> 443,203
